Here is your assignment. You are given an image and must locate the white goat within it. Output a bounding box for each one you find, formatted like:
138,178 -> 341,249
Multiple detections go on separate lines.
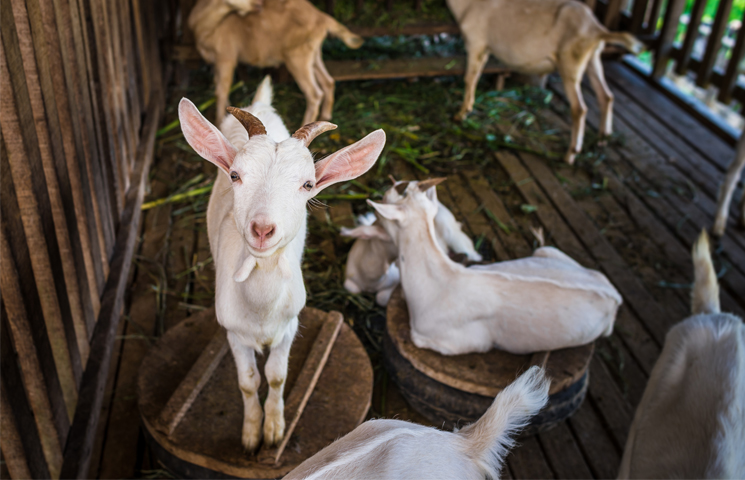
179,77 -> 385,450
368,179 -> 622,355
188,0 -> 363,126
447,0 -> 643,164
285,365 -> 550,480
712,133 -> 745,236
342,179 -> 482,306
618,230 -> 745,479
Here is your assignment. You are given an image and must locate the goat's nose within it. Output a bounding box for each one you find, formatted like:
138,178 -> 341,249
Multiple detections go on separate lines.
251,221 -> 275,241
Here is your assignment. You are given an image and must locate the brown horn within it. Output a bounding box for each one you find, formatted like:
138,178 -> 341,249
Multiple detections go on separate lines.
394,181 -> 410,195
292,121 -> 337,147
227,106 -> 267,137
418,177 -> 447,192
388,174 -> 398,185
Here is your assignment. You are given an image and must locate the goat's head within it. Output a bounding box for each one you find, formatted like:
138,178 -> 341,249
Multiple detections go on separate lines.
179,98 -> 386,258
368,178 -> 446,243
224,0 -> 263,15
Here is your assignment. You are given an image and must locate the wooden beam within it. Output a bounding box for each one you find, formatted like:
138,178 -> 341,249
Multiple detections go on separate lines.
718,13 -> 745,103
696,0 -> 733,88
652,0 -> 686,79
674,0 -> 707,75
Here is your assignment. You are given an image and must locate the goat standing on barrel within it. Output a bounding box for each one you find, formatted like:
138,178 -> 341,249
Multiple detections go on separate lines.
188,0 -> 363,126
447,0 -> 643,164
178,77 -> 385,451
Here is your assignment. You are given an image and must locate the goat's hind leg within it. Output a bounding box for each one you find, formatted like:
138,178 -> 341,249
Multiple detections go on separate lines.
263,323 -> 296,446
228,333 -> 263,451
313,49 -> 336,121
713,135 -> 745,236
586,44 -> 614,142
455,46 -> 489,122
214,59 -> 238,128
558,46 -> 592,165
285,52 -> 324,125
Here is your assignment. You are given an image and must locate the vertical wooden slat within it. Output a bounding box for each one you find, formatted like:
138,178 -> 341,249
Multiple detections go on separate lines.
604,0 -> 624,29
54,0 -> 115,274
652,0 -> 687,78
22,0 -> 97,362
0,379 -> 33,480
718,12 -> 745,103
675,0 -> 707,75
1,0 -> 82,419
644,0 -> 665,35
77,0 -> 125,224
696,0 -> 734,88
131,0 -> 150,107
47,0 -> 107,299
1,224 -> 65,477
630,0 -> 650,33
1,323 -> 52,480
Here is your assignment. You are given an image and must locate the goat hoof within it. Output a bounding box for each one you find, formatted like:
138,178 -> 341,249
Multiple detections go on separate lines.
263,411 -> 285,447
242,426 -> 262,453
453,111 -> 468,122
712,220 -> 726,238
564,152 -> 577,165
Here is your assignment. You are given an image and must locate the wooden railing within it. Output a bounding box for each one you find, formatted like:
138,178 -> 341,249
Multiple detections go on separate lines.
0,0 -> 168,478
587,0 -> 745,106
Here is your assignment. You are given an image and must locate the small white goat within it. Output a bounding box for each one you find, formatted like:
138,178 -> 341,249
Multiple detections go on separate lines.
285,365 -> 550,480
618,230 -> 745,479
447,0 -> 643,164
712,134 -> 745,236
188,0 -> 363,126
342,179 -> 482,306
179,77 -> 385,450
369,179 -> 622,355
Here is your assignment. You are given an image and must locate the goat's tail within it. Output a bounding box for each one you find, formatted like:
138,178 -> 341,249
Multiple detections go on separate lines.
691,229 -> 720,315
601,31 -> 644,55
457,367 -> 549,479
326,17 -> 363,49
252,75 -> 273,106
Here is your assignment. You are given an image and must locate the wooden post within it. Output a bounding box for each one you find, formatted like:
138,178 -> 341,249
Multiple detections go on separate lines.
652,0 -> 686,79
718,13 -> 745,103
675,0 -> 707,75
696,0 -> 734,88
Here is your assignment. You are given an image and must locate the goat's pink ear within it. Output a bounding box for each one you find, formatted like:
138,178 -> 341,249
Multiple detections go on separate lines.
179,98 -> 237,174
314,129 -> 386,191
340,225 -> 391,241
367,200 -> 404,222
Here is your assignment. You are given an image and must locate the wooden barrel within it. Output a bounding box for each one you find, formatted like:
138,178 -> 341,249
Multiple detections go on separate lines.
384,287 -> 593,435
138,307 -> 373,479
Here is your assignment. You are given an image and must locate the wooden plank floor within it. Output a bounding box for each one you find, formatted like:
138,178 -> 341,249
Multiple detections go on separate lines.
90,62 -> 745,479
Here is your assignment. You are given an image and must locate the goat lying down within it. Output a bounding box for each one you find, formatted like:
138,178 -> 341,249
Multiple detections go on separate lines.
447,0 -> 643,164
179,77 -> 385,450
188,0 -> 362,126
285,366 -> 550,480
369,179 -> 622,355
342,179 -> 482,306
618,231 -> 745,479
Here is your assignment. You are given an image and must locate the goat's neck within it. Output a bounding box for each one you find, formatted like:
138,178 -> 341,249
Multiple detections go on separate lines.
396,216 -> 458,285
188,0 -> 235,39
445,0 -> 474,23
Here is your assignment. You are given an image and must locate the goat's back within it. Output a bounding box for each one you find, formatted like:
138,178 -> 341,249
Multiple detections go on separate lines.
619,313 -> 745,478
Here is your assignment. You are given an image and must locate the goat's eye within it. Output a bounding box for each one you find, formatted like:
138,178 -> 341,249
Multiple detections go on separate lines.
230,171 -> 240,182
303,181 -> 314,191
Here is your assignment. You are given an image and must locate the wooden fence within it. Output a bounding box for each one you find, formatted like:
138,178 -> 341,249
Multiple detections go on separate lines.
0,0 -> 168,478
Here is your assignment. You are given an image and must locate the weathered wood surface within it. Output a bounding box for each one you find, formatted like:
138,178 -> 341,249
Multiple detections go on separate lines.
138,308 -> 373,478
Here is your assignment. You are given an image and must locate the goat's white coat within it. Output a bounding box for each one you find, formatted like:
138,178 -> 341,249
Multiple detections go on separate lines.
370,184 -> 622,355
285,366 -> 550,480
179,77 -> 385,450
618,231 -> 745,479
342,181 -> 481,306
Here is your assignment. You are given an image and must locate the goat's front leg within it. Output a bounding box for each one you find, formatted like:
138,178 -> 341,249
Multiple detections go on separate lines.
285,52 -> 323,125
228,332 -> 263,451
455,47 -> 489,122
313,49 -> 336,121
263,326 -> 295,446
214,58 -> 237,128
713,136 -> 745,236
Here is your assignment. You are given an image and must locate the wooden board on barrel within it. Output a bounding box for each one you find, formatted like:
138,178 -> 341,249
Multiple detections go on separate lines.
138,307 -> 373,478
384,287 -> 593,435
